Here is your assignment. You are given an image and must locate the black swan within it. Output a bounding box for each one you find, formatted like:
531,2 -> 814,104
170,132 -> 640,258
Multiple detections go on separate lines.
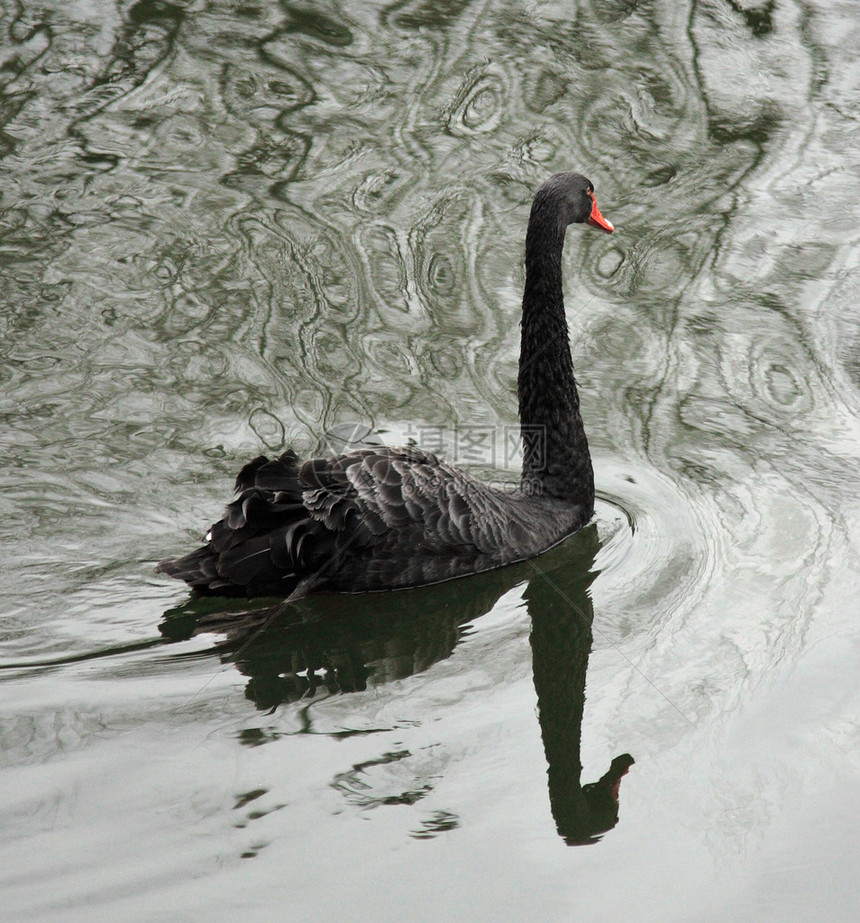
157,172 -> 614,599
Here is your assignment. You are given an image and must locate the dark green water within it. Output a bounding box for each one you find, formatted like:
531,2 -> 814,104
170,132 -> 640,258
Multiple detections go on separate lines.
1,1 -> 858,919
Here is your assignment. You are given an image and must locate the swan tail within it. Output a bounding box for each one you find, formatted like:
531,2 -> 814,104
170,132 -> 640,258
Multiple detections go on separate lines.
155,545 -> 269,597
157,449 -> 319,598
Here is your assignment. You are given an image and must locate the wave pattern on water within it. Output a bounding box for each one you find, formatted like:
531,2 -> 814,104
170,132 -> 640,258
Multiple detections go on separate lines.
1,0 -> 859,919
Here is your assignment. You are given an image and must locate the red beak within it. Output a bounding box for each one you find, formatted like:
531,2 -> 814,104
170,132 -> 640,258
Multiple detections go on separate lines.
586,192 -> 614,234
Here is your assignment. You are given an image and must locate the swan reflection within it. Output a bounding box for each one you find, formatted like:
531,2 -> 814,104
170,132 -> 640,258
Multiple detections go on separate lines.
160,525 -> 632,845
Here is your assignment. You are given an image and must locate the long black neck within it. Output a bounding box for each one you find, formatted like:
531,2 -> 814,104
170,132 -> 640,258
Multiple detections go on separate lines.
518,206 -> 594,509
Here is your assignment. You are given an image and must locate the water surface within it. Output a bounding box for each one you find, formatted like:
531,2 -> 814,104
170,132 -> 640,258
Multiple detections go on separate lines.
1,1 -> 858,920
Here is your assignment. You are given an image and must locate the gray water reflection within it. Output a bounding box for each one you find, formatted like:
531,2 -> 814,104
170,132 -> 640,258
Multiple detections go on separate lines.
1,0 -> 858,920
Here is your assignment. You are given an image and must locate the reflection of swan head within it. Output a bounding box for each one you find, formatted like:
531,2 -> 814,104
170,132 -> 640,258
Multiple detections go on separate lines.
574,753 -> 636,845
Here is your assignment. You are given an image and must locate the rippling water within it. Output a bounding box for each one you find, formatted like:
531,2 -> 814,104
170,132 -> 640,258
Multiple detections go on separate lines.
1,1 -> 858,920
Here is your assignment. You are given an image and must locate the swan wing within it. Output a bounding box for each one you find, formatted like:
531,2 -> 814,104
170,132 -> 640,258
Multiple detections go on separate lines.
158,445 -> 529,596
300,445 -> 528,556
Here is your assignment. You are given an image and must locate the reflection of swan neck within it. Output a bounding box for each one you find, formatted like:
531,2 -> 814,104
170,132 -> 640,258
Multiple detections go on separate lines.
525,528 -> 634,845
528,560 -> 594,843
518,206 -> 594,507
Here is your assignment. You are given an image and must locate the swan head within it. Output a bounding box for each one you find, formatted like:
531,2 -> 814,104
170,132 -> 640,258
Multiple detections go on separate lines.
535,172 -> 614,234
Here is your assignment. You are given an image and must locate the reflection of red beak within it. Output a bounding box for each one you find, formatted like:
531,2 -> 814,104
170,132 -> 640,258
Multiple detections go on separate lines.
586,192 -> 614,233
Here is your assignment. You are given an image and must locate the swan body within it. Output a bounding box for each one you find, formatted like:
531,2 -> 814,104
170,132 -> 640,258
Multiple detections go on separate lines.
157,173 -> 614,599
